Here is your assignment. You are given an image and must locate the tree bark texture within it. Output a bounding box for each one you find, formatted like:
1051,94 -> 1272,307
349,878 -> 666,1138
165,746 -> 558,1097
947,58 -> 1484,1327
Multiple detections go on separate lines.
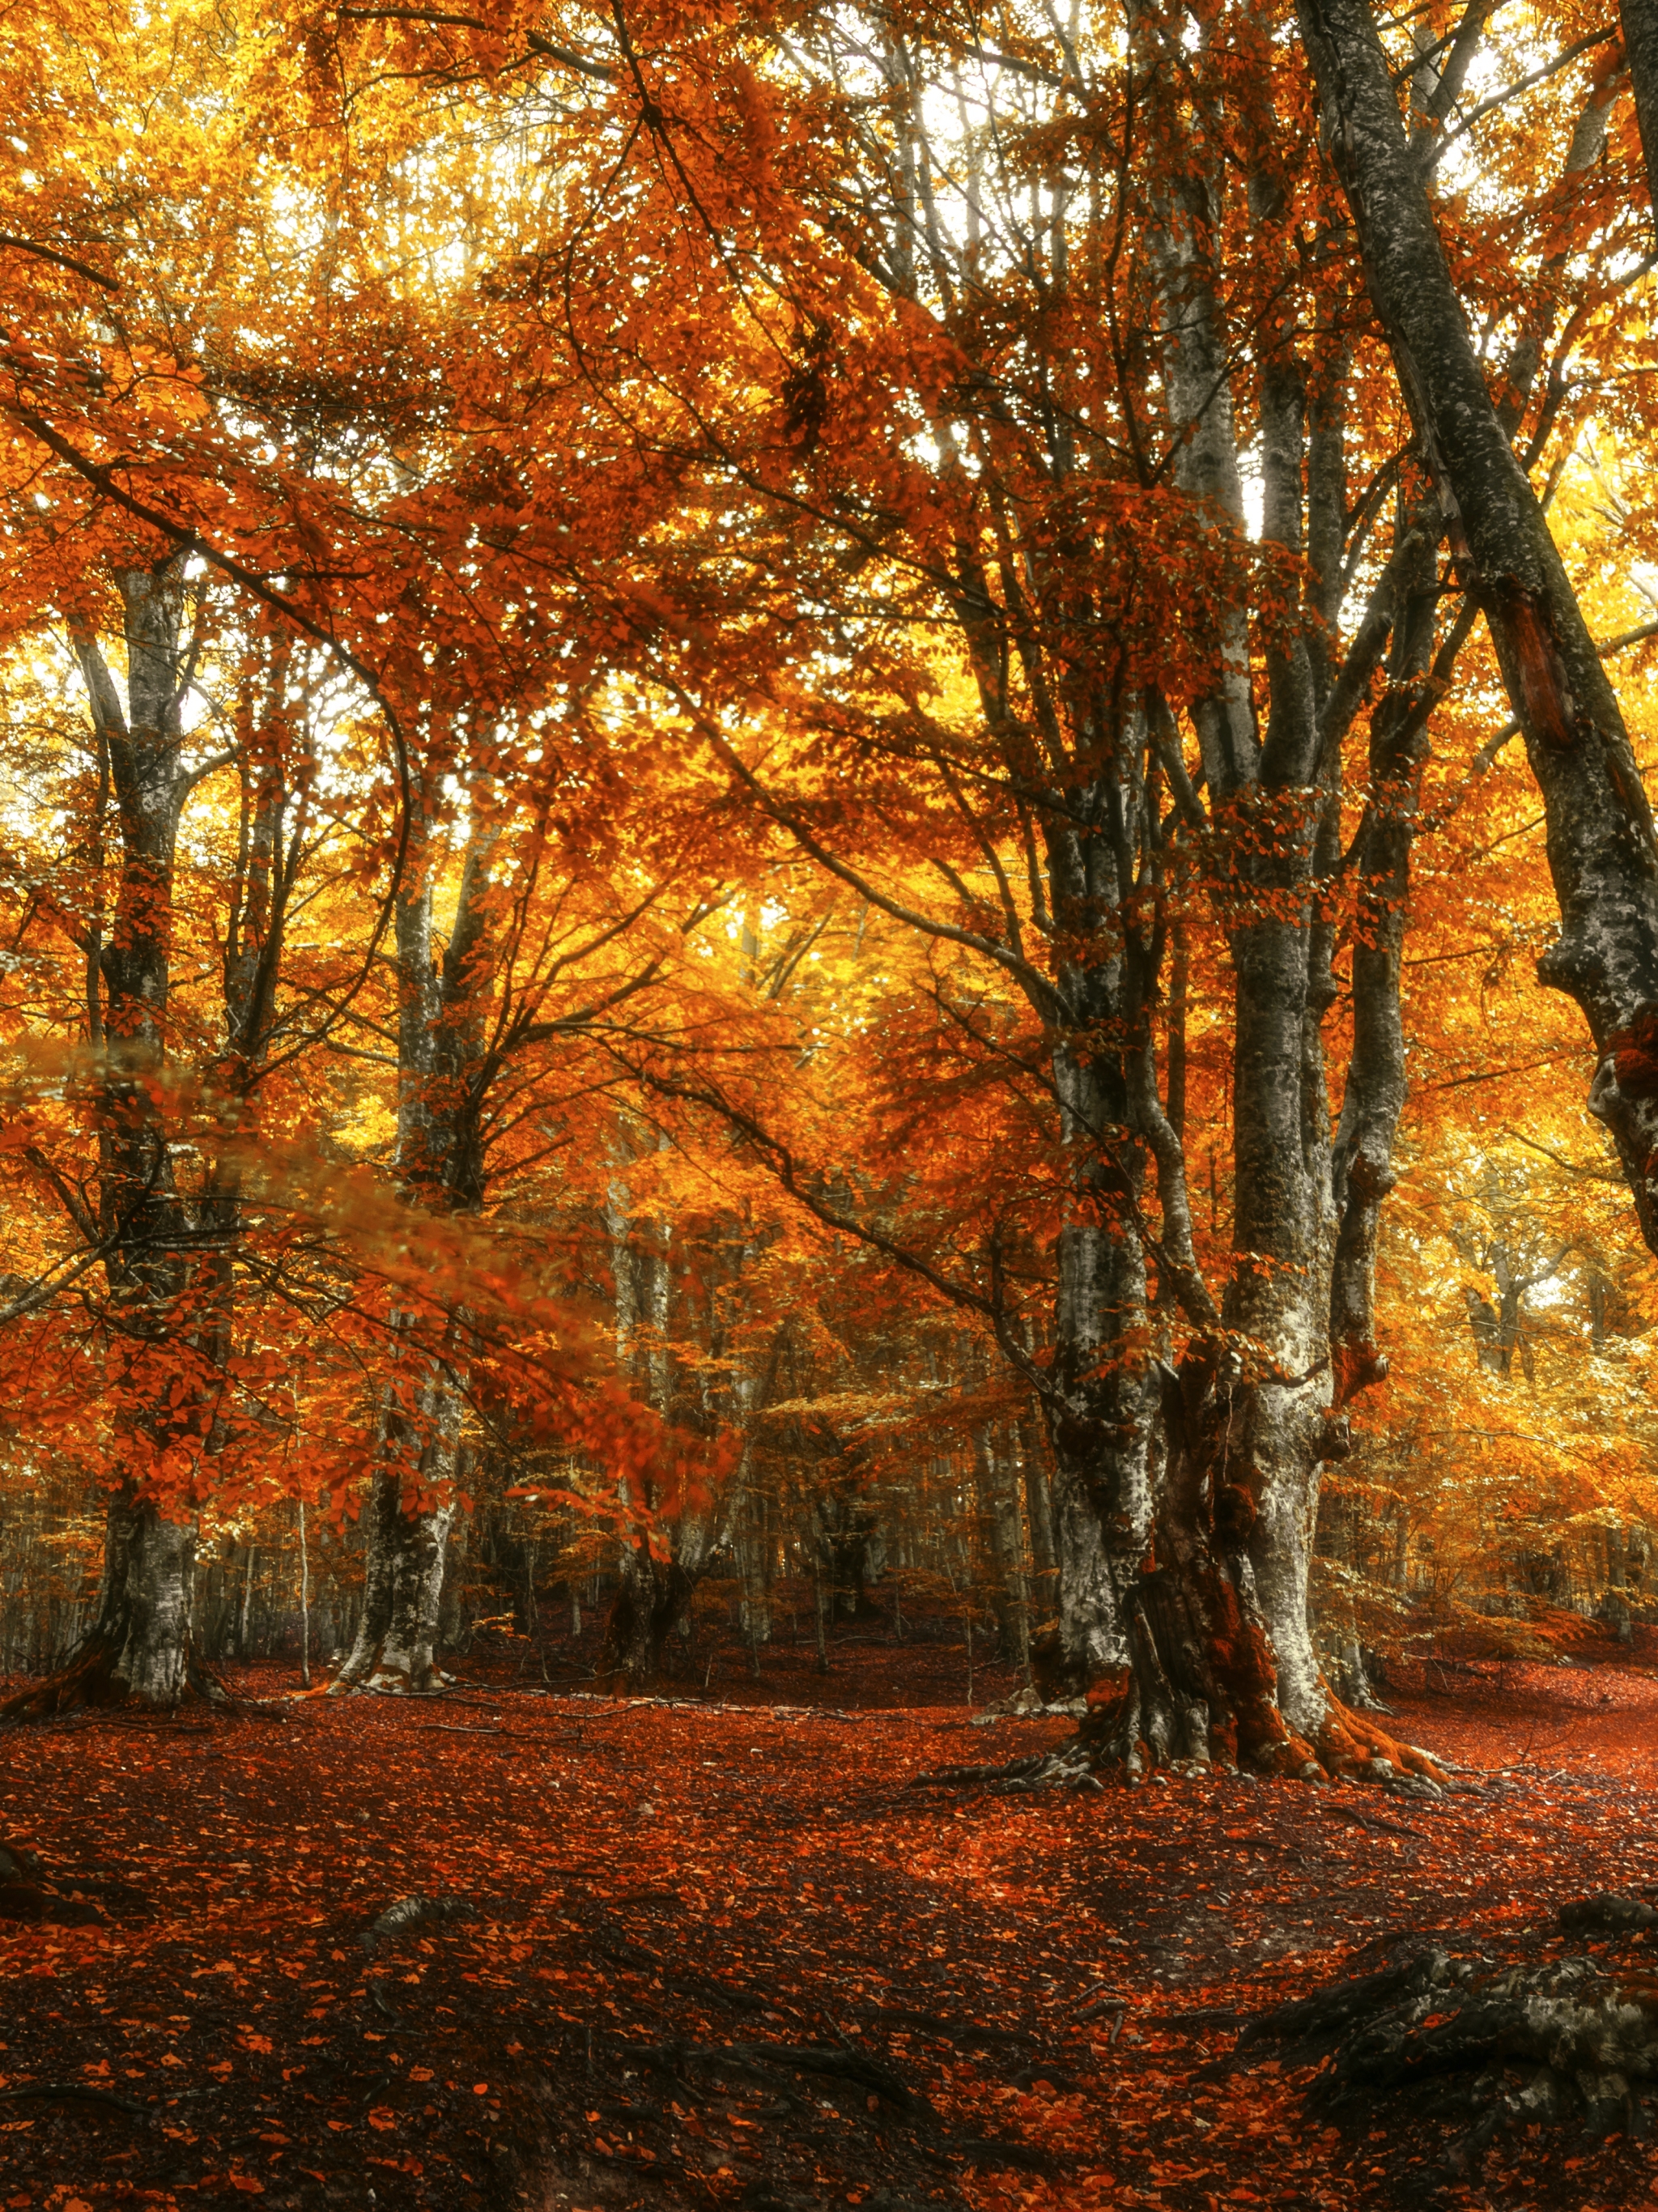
1622,0 -> 1658,224
333,813 -> 494,1693
338,1462 -> 458,1694
1299,0 -> 1658,1255
5,1489 -> 219,1716
1329,506 -> 1438,1403
6,562 -> 227,1714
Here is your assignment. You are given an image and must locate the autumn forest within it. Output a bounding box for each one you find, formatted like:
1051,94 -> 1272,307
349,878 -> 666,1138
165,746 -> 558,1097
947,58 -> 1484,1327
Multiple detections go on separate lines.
1,1 -> 1657,2207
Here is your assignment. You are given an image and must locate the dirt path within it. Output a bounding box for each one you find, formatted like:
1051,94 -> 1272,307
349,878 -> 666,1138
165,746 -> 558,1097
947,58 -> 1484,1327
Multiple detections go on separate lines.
0,1656 -> 1654,2212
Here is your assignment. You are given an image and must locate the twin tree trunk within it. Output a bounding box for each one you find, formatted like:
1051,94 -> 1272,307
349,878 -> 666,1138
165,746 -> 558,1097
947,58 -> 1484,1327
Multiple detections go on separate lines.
1052,1 -> 1658,1779
332,817 -> 490,1695
6,560 -> 232,1716
1021,30 -> 1448,1781
596,1161 -> 733,1691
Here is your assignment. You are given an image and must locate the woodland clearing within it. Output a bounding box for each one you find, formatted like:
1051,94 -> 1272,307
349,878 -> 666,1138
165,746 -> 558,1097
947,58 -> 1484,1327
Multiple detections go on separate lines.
8,5 -> 1658,2207
2,1634 -> 1656,2212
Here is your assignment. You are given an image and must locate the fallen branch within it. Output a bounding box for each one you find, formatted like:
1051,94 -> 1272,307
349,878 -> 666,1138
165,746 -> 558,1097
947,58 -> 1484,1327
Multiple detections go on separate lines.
852,2000 -> 1036,2050
360,1893 -> 478,1952
1325,1800 -> 1424,1841
1071,1989 -> 1120,2022
419,1723 -> 545,1742
0,2082 -> 149,2118
626,2035 -> 933,2114
937,2136 -> 1061,2175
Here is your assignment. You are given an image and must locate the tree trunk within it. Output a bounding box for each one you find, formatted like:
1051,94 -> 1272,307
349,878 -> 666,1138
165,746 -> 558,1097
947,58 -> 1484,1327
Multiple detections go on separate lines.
1018,1410 -> 1056,1593
599,1542 -> 697,1690
812,1487 -> 883,1622
1052,64 -> 1440,1783
334,1465 -> 458,1695
1299,0 -> 1658,1255
237,1544 -> 257,1657
6,560 -> 222,1717
597,1498 -> 720,1690
1061,79 -> 1336,1775
329,813 -> 497,1694
734,1460 -> 772,1655
972,1423 -> 1028,1669
1623,0 -> 1658,224
596,1136 -> 729,1686
1044,1216 -> 1155,1693
1329,501 -> 1439,1402
298,1499 -> 312,1689
4,1489 -> 222,1716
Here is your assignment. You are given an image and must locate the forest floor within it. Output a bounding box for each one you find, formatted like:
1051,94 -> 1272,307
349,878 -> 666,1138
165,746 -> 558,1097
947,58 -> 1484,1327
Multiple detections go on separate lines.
1,1623 -> 1656,2212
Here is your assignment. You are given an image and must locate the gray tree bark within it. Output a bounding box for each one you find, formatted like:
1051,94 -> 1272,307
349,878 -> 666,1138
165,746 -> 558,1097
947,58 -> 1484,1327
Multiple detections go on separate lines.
334,813 -> 492,1693
972,1422 -> 1029,1669
6,561 -> 229,1715
1622,0 -> 1658,223
1299,0 -> 1658,1257
597,1143 -> 733,1687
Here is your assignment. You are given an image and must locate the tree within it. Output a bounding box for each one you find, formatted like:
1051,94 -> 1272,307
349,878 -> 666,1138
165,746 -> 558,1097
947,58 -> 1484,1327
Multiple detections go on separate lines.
1298,0 -> 1658,1252
0,0 -> 1654,1757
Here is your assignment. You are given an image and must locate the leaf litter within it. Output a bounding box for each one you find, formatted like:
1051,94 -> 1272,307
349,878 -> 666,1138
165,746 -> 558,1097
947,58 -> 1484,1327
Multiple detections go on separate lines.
0,1644 -> 1655,2211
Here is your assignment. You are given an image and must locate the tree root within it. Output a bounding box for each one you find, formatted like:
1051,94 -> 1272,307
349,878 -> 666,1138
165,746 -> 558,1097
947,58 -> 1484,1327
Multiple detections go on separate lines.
0,1839 -> 153,1927
632,2036 -> 932,2116
325,1657 -> 453,1696
360,1893 -> 478,1952
1313,1693 -> 1448,1791
0,2082 -> 150,2120
910,1741 -> 1104,1793
1229,1905 -> 1658,2169
912,1676 -> 1452,1795
0,1639 -> 232,1724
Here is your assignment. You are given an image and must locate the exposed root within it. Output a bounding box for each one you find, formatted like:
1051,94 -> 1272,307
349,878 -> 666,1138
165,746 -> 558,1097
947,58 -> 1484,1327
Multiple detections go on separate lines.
361,1892 -> 477,1952
1231,1907 -> 1658,2170
0,2082 -> 150,2121
909,1748 -> 1103,1795
0,1839 -> 152,1928
913,1693 -> 1452,1796
325,1672 -> 451,1697
325,1640 -> 453,1695
915,1636 -> 1453,1794
0,1639 -> 232,1724
1314,1691 -> 1448,1792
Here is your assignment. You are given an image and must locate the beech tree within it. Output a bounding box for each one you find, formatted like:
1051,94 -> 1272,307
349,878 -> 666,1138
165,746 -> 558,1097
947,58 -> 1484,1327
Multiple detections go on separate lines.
32,560 -> 228,1710
0,0 -> 1653,1760
411,0 -> 1658,1776
1299,0 -> 1658,1249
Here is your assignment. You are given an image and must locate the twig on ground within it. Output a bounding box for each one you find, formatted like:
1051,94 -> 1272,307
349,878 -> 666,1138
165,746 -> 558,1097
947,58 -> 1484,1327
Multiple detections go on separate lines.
1326,1800 -> 1423,1840
0,2082 -> 149,2118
